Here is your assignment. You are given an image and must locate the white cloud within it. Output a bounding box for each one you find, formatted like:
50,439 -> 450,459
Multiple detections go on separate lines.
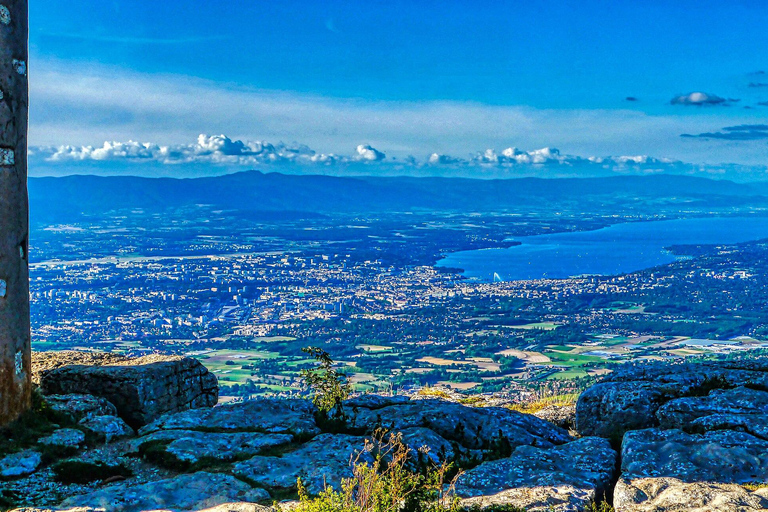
355,144 -> 386,161
30,134 -> 768,181
670,92 -> 733,106
40,134 -> 346,166
26,59 -> 768,174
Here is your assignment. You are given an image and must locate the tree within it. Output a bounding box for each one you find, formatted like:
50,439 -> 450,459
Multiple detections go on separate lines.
300,346 -> 351,413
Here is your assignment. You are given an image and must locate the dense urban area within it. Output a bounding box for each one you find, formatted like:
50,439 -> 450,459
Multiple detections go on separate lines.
28,177 -> 768,401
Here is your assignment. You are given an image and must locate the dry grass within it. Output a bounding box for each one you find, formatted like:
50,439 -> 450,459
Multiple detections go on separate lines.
416,386 -> 452,399
506,393 -> 579,414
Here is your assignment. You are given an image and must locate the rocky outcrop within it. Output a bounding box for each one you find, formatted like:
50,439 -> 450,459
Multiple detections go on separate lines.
59,471 -> 258,511
344,397 -> 573,452
455,437 -> 617,512
138,398 -> 320,438
14,354 -> 768,511
614,428 -> 768,511
135,430 -> 294,465
574,357 -> 768,511
44,394 -> 118,422
37,428 -> 85,448
533,404 -> 577,430
575,359 -> 768,439
0,450 -> 41,479
34,351 -> 218,429
233,433 -> 372,494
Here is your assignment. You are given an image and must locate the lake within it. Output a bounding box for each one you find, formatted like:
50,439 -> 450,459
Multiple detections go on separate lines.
436,217 -> 768,281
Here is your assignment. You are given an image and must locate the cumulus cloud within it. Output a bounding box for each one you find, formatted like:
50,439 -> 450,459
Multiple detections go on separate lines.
29,134 -> 768,181
681,124 -> 768,141
355,144 -> 386,161
428,153 -> 465,165
670,92 -> 737,106
42,134 -> 342,166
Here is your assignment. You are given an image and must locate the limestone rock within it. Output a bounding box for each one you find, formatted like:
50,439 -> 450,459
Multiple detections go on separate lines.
233,433 -> 372,494
343,394 -> 411,410
346,399 -> 572,452
60,471 -> 255,511
79,415 -> 135,442
615,428 -> 768,511
656,386 -> 768,434
44,394 -> 118,422
613,477 -> 768,512
0,450 -> 42,479
139,398 -> 319,438
622,428 -> 768,484
35,351 -> 218,429
533,405 -> 577,430
399,427 -> 457,465
194,505 -> 273,512
455,437 -> 617,511
37,428 -> 85,448
18,505 -> 273,512
575,359 -> 768,439
136,429 -> 293,464
576,381 -> 670,438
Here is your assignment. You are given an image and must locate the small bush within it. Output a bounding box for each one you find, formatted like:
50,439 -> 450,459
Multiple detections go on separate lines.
743,482 -> 768,491
286,429 -> 464,512
301,347 -> 351,414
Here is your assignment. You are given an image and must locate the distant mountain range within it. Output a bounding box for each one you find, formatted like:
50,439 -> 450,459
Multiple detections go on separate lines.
27,171 -> 768,221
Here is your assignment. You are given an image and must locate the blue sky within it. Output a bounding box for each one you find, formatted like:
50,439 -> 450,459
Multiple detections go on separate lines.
28,0 -> 768,179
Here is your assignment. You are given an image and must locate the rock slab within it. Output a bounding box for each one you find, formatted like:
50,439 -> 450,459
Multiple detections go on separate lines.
35,351 -> 218,429
456,437 -> 617,512
60,471 -> 255,511
615,427 -> 768,511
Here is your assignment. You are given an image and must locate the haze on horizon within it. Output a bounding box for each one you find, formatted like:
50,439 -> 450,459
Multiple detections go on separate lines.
29,0 -> 768,181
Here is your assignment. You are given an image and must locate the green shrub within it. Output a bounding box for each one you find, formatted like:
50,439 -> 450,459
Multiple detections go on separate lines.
285,430 -> 463,512
301,347 -> 351,414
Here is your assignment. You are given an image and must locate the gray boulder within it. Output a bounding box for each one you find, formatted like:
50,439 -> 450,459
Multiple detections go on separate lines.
79,415 -> 135,442
399,427 -> 457,465
657,386 -> 768,434
60,471 -> 255,511
576,381 -> 671,439
346,399 -> 572,451
614,478 -> 768,512
534,404 -> 577,430
44,393 -> 118,422
37,428 -> 85,448
0,450 -> 42,479
575,359 -> 768,439
233,433 -> 371,494
615,428 -> 768,511
36,351 -> 218,429
136,429 -> 293,464
455,437 -> 617,512
139,398 -> 319,438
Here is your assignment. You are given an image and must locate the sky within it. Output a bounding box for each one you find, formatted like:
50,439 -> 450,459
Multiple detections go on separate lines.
27,0 -> 768,180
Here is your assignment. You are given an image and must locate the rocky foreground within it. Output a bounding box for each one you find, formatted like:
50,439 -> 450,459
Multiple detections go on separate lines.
2,353 -> 768,511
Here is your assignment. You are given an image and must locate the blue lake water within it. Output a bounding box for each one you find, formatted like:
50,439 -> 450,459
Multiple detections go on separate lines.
436,217 -> 768,281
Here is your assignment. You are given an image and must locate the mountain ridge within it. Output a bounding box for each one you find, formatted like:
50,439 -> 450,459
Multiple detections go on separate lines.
28,171 -> 768,221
